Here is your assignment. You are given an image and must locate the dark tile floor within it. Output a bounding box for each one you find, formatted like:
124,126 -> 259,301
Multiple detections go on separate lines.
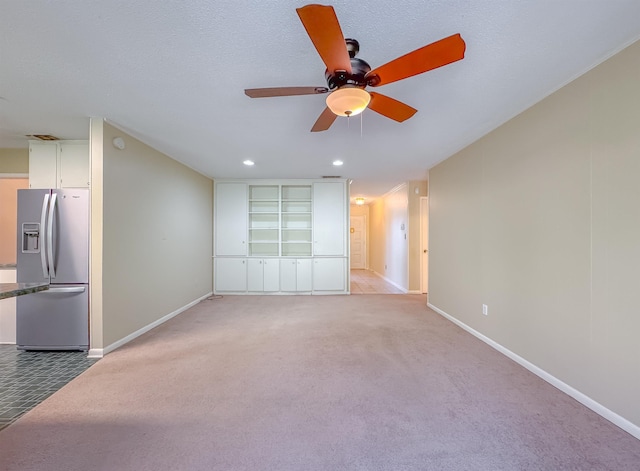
0,345 -> 97,431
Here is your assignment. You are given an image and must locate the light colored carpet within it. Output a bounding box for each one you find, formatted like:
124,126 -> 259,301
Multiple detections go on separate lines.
1,294 -> 639,470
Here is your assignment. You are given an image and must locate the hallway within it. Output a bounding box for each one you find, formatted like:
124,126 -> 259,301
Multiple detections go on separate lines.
350,269 -> 404,294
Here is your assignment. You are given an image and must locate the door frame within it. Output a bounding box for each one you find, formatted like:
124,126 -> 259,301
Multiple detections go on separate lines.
419,197 -> 428,294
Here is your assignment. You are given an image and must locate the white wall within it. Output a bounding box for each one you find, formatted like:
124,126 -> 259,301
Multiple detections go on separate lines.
91,120 -> 213,352
429,40 -> 640,433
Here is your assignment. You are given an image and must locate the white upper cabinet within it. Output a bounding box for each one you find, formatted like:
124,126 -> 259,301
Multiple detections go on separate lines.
313,181 -> 346,256
215,182 -> 248,256
59,141 -> 90,188
29,140 -> 89,189
28,142 -> 58,189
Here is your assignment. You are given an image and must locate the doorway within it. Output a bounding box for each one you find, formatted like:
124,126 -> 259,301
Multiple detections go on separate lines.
420,197 -> 428,295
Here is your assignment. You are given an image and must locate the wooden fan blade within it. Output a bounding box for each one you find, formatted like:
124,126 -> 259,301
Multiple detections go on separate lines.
296,4 -> 352,74
366,34 -> 466,87
311,107 -> 338,132
245,87 -> 328,98
368,92 -> 417,122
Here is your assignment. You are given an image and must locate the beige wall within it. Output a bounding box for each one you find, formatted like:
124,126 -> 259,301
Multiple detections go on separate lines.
95,121 -> 213,349
429,40 -> 640,430
0,148 -> 29,174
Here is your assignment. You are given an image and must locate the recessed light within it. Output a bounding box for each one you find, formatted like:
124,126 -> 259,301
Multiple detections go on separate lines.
243,160 -> 255,166
332,160 -> 343,166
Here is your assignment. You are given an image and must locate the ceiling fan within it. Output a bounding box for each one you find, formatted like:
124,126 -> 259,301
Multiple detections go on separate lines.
244,4 -> 466,132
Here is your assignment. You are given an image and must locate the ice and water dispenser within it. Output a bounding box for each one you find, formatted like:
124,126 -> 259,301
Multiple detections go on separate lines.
22,223 -> 40,253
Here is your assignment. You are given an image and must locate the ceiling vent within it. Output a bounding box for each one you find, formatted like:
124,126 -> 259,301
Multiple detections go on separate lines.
321,175 -> 341,179
26,134 -> 60,141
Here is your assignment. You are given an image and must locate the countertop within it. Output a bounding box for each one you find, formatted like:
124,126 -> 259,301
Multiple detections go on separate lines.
0,264 -> 17,270
0,283 -> 49,300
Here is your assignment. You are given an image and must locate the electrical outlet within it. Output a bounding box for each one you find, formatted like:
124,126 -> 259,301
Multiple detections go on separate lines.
482,304 -> 488,316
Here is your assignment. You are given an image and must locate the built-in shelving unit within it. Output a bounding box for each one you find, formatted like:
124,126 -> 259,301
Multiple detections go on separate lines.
281,185 -> 312,256
214,179 -> 348,295
248,185 -> 279,256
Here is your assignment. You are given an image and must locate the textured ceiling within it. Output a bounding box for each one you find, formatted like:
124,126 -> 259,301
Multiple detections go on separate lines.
2,1 -> 640,201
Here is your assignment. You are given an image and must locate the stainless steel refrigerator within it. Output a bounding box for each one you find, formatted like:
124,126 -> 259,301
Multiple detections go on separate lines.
16,188 -> 89,351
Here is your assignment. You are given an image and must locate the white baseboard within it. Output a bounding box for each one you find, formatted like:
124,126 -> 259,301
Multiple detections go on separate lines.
427,302 -> 640,441
87,292 -> 212,359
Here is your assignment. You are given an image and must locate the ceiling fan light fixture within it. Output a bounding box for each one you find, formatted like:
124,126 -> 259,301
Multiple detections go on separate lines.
326,86 -> 371,117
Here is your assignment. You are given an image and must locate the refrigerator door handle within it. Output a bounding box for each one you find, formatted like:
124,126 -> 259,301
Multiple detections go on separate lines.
40,193 -> 50,279
39,286 -> 86,294
47,192 -> 57,279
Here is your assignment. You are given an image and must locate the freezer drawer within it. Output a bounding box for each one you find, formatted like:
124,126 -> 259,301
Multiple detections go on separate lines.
16,285 -> 89,351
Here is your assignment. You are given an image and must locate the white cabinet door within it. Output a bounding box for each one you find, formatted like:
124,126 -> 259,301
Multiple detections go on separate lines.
248,258 -> 280,292
296,259 -> 312,292
313,258 -> 346,292
215,183 -> 247,256
313,182 -> 346,256
29,143 -> 58,189
215,258 -> 247,292
280,259 -> 312,292
263,259 -> 280,292
247,259 -> 263,292
59,142 -> 90,188
280,259 -> 297,291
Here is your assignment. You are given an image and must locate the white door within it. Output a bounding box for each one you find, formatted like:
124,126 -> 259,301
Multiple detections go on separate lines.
420,197 -> 429,294
349,215 -> 366,269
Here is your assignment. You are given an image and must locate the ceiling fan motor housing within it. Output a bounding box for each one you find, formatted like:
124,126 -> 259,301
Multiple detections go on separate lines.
325,57 -> 371,90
